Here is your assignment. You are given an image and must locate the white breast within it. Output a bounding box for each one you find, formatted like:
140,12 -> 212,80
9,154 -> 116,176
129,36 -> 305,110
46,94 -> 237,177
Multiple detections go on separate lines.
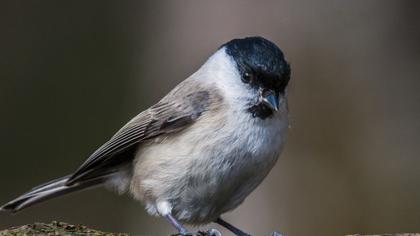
129,48 -> 289,224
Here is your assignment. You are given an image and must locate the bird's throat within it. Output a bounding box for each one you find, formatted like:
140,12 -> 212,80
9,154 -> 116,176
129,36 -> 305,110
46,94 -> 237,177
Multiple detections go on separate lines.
247,103 -> 274,119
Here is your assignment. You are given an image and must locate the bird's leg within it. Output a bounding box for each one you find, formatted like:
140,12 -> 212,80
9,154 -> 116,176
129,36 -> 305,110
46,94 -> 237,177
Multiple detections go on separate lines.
157,201 -> 191,235
214,218 -> 251,236
165,213 -> 190,235
158,201 -> 221,236
165,214 -> 222,236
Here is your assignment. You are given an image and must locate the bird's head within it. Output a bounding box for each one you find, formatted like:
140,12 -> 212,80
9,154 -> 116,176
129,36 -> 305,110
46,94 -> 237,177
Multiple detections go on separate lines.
202,36 -> 290,119
224,37 -> 290,119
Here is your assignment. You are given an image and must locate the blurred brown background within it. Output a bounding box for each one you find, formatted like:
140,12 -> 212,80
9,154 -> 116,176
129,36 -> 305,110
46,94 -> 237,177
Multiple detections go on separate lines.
1,1 -> 419,235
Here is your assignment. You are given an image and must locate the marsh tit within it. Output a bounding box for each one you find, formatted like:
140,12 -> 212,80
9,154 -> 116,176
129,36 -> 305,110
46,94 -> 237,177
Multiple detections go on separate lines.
2,36 -> 291,236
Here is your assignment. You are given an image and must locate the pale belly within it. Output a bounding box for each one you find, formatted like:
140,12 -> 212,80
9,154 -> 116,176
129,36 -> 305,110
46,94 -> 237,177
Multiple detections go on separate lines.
130,111 -> 288,224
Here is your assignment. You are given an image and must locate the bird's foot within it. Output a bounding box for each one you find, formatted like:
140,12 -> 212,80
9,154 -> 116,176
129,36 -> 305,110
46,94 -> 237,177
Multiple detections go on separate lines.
171,232 -> 198,236
205,228 -> 222,236
174,228 -> 221,236
267,231 -> 283,236
194,229 -> 222,236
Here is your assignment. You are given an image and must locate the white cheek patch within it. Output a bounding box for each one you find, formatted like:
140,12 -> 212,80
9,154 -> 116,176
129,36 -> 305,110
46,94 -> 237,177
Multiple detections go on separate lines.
197,47 -> 255,108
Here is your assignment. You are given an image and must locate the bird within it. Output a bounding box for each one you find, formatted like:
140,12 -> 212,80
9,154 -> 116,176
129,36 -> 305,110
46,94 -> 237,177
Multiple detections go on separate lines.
1,36 -> 291,236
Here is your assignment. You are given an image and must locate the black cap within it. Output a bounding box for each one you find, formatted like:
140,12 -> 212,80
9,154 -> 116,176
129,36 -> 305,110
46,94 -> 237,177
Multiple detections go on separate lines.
223,36 -> 290,93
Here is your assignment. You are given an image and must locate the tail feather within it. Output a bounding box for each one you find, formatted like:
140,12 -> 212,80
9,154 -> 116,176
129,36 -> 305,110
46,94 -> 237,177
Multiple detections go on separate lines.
1,175 -> 106,213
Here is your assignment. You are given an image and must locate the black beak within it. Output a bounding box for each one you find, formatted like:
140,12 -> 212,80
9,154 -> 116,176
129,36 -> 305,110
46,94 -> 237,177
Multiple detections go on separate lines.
261,89 -> 280,111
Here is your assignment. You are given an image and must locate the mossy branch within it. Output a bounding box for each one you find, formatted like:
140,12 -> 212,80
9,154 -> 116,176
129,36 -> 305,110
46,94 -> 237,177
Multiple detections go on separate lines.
0,221 -> 127,236
0,221 -> 212,236
0,222 -> 419,236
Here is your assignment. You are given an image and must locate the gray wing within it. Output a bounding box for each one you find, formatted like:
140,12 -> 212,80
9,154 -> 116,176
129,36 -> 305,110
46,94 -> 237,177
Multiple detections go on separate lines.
66,82 -> 214,185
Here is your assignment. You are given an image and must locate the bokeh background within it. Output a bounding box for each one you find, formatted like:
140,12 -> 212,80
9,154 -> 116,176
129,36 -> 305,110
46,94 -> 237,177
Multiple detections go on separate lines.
1,1 -> 420,235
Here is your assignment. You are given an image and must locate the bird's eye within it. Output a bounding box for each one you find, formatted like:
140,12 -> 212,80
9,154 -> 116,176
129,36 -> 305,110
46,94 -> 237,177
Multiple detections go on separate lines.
242,72 -> 252,83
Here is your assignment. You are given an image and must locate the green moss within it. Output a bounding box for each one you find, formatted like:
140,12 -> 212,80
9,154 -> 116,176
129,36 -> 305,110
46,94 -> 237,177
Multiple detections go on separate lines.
0,221 -> 215,236
0,221 -> 128,236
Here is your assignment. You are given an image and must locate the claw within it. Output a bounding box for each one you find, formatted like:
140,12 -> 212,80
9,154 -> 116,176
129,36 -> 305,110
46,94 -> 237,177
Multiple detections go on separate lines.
206,228 -> 222,236
173,232 -> 197,236
173,229 -> 221,236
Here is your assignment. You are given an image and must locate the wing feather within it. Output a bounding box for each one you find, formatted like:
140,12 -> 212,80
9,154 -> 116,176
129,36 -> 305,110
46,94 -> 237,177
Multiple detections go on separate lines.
66,81 -> 215,185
